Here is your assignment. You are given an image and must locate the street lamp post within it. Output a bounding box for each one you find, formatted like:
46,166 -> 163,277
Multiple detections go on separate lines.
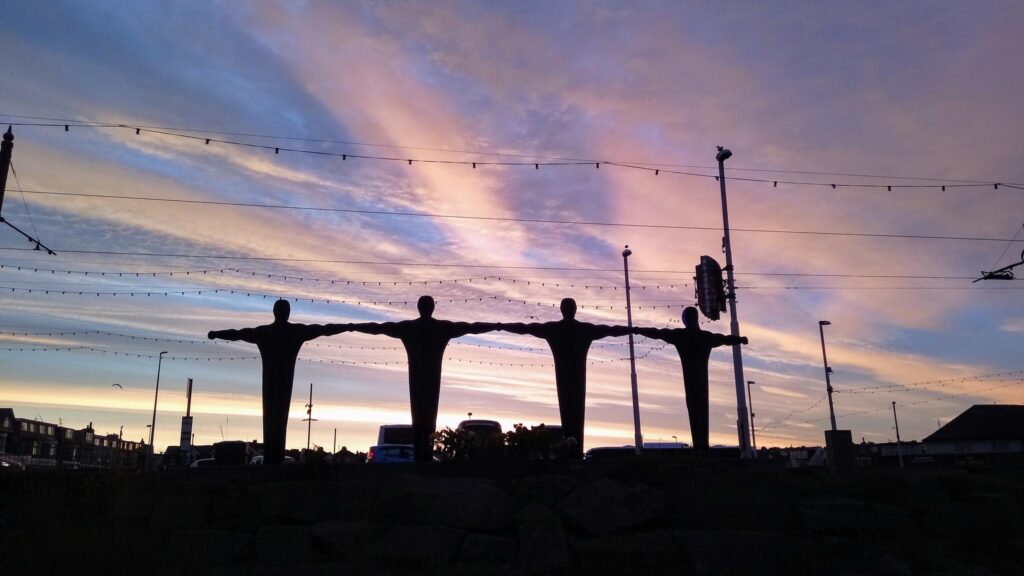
622,245 -> 643,455
148,351 -> 168,448
818,321 -> 837,431
747,380 -> 757,450
716,146 -> 752,455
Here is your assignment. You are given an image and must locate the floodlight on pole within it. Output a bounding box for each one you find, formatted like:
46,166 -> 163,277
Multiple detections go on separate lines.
818,321 -> 837,431
149,351 -> 168,448
716,146 -> 752,456
622,245 -> 643,455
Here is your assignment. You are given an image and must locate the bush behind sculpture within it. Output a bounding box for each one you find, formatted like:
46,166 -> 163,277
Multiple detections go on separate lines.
432,424 -> 574,461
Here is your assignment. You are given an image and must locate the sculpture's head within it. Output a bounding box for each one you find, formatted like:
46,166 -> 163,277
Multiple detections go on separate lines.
682,306 -> 699,328
273,299 -> 291,323
417,295 -> 435,318
560,298 -> 577,320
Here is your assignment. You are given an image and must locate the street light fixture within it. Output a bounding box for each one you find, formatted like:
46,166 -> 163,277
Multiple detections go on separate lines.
747,380 -> 757,450
818,321 -> 837,431
148,351 -> 168,448
622,245 -> 643,455
716,146 -> 752,456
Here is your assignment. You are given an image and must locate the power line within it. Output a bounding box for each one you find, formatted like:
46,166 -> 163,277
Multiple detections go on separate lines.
12,188 -> 1024,244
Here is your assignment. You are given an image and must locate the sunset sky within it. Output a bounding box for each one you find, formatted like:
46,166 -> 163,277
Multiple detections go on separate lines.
1,1 -> 1022,453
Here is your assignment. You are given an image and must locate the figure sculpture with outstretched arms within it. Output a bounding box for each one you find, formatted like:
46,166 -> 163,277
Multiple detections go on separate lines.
208,299 -> 350,465
500,298 -> 631,458
633,306 -> 748,454
347,296 -> 500,461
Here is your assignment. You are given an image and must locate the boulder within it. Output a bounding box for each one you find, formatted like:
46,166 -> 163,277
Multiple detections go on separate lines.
516,503 -> 569,575
166,528 -> 250,570
797,497 -> 915,534
378,476 -> 513,530
458,533 -> 517,565
254,525 -> 313,566
571,532 -> 684,576
311,520 -> 367,559
369,525 -> 465,570
559,478 -> 667,534
246,481 -> 373,524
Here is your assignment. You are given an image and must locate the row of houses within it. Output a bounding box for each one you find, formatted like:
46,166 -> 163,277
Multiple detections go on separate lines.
0,407 -> 147,470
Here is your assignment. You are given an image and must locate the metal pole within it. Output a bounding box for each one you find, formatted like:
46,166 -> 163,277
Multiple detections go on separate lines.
622,245 -> 643,455
305,383 -> 314,451
818,321 -> 837,431
333,427 -> 337,454
185,378 -> 193,417
0,127 -> 13,217
747,381 -> 757,450
716,147 -> 752,455
892,401 -> 904,468
149,351 -> 168,447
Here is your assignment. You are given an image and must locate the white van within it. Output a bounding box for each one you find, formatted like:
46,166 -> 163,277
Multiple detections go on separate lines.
377,424 -> 414,446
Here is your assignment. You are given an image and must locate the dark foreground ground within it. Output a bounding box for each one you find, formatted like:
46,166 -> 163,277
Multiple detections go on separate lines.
1,458 -> 1021,576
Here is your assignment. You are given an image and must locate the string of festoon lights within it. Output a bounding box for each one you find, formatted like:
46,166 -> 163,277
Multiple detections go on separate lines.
799,379 -> 1024,424
762,376 -> 1024,431
1,329 -> 659,353
0,344 -> 663,367
833,370 -> 1024,395
2,116 -> 1018,192
0,264 -> 691,292
0,285 -> 688,311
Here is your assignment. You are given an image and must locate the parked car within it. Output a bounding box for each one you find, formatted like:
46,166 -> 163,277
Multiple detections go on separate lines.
249,455 -> 296,466
366,444 -> 415,464
377,424 -> 414,446
190,457 -> 216,468
583,446 -> 638,460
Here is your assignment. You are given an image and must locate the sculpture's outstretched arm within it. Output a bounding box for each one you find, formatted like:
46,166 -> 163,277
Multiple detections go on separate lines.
347,322 -> 405,338
299,323 -> 353,341
208,328 -> 260,344
588,324 -> 633,340
447,321 -> 502,338
498,322 -> 547,338
710,333 -> 748,348
632,326 -> 673,342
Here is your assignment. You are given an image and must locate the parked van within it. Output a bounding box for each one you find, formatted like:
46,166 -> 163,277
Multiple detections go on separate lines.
377,424 -> 414,446
457,419 -> 503,439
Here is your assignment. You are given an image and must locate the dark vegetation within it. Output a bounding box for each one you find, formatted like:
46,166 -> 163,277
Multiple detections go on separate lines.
1,458 -> 1021,575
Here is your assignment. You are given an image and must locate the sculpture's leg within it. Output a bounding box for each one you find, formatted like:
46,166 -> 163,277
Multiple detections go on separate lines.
684,376 -> 710,455
262,379 -> 291,465
556,377 -> 586,459
410,376 -> 441,462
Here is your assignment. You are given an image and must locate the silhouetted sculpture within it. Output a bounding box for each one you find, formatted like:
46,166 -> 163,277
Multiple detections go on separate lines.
208,299 -> 350,465
501,298 -> 632,458
634,306 -> 748,454
347,296 -> 500,461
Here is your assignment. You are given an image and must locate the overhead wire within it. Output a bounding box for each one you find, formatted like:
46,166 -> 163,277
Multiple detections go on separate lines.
11,188 -> 1024,244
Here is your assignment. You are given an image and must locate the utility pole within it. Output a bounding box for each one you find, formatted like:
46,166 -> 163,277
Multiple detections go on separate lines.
0,126 -> 12,217
892,401 -> 904,468
303,383 -> 317,451
818,321 -> 837,431
149,351 -> 168,448
716,146 -> 752,456
622,245 -> 643,455
747,380 -> 757,450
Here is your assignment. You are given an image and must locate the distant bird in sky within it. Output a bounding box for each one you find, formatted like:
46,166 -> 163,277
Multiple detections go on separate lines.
111,383 -> 123,389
